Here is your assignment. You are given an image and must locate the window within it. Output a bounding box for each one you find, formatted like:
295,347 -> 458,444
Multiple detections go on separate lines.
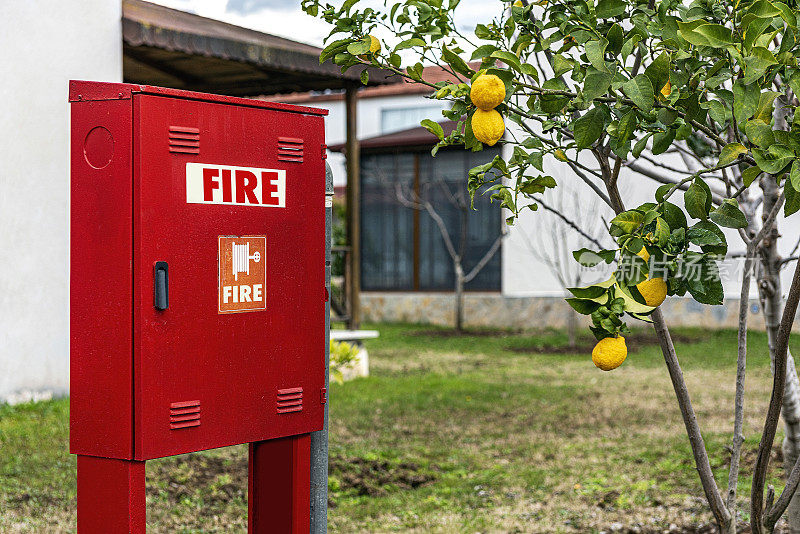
380,105 -> 448,134
360,148 -> 502,292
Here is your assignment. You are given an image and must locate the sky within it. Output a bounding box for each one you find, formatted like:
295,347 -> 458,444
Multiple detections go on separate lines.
148,0 -> 497,50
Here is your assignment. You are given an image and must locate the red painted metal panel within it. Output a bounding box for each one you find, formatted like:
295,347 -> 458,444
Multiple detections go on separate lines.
69,80 -> 328,116
70,99 -> 134,459
248,434 -> 311,534
77,455 -> 146,533
132,94 -> 326,460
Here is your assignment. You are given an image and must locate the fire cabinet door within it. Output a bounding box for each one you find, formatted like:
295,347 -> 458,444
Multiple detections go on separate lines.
133,94 -> 326,460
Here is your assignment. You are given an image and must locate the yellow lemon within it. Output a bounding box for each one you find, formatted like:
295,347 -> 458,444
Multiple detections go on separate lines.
592,336 -> 627,371
637,277 -> 668,307
360,35 -> 381,59
368,35 -> 381,55
470,74 -> 506,110
513,0 -> 524,6
471,109 -> 505,146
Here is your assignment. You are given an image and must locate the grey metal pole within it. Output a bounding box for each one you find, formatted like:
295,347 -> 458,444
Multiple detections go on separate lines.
310,162 -> 333,533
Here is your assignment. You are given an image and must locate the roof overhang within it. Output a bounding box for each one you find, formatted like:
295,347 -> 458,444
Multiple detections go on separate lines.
330,120 -> 458,153
122,0 -> 399,96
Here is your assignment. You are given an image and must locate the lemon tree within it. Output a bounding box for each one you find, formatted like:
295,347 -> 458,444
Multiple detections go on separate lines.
303,0 -> 800,531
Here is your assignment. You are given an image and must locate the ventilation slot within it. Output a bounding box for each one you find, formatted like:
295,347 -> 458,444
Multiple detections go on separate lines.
169,126 -> 200,154
169,400 -> 201,429
277,387 -> 303,414
277,137 -> 303,163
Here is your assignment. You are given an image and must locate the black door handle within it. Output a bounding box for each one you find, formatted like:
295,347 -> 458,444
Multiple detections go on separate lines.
154,261 -> 169,310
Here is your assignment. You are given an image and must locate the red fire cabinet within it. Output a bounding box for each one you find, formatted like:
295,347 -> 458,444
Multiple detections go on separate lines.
69,80 -> 328,533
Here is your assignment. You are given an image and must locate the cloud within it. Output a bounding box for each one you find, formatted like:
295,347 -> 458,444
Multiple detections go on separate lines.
226,0 -> 297,14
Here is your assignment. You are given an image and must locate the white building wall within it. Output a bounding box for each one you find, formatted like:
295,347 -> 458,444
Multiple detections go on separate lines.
0,2 -> 122,402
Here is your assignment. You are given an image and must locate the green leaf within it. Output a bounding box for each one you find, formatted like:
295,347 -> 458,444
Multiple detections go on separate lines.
747,0 -> 782,19
551,54 -> 574,77
684,182 -> 709,219
632,133 -> 652,158
573,248 -> 616,266
470,44 -> 499,60
742,166 -> 762,187
718,143 -> 749,166
395,37 -> 426,51
611,210 -> 645,233
360,69 -> 369,85
694,24 -> 734,47
319,39 -> 352,64
743,47 -> 778,84
586,39 -> 610,73
566,298 -> 602,314
582,69 -> 613,102
644,53 -> 671,97
662,201 -> 688,230
684,254 -> 723,305
567,285 -> 608,298
654,217 -> 670,244
745,120 -> 775,148
754,91 -> 781,122
442,45 -> 474,76
616,110 -> 638,145
709,199 -> 749,228
606,23 -> 624,55
651,129 -> 676,155
733,80 -> 760,121
573,106 -> 608,149
791,159 -> 800,192
687,220 -> 726,246
347,38 -> 371,55
752,145 -> 794,174
786,176 -> 800,216
420,119 -> 444,139
622,75 -> 654,112
491,50 -> 522,72
678,20 -> 714,46
595,0 -> 627,18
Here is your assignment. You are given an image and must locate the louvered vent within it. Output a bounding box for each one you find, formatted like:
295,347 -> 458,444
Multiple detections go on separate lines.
169,400 -> 201,429
168,126 -> 200,154
277,387 -> 303,414
277,137 -> 303,163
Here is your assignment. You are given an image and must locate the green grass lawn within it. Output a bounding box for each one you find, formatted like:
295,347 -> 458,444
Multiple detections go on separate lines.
0,324 -> 795,532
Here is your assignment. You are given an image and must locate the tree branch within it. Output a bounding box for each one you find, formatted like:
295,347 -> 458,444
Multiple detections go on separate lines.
756,257 -> 800,532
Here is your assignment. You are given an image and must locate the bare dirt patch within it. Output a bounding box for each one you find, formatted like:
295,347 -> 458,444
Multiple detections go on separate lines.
329,455 -> 436,498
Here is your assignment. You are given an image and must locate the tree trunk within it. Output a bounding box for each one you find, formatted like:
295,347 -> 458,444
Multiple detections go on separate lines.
758,176 -> 800,533
455,262 -> 464,332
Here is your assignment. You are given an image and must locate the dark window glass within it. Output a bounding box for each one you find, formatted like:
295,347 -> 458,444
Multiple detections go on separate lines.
360,148 -> 501,291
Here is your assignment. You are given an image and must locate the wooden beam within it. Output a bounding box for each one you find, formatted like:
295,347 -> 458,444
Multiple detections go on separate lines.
345,85 -> 361,329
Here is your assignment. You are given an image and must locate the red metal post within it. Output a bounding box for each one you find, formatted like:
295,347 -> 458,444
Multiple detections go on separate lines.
248,434 -> 311,534
77,455 -> 146,533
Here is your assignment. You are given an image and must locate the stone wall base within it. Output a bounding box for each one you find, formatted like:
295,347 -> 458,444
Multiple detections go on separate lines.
361,292 -> 789,331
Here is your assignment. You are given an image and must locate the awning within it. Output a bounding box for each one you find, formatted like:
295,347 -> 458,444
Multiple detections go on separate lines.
122,0 -> 398,96
329,120 -> 458,152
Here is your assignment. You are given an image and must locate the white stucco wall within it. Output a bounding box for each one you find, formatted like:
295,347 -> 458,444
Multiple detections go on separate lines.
0,2 -> 122,402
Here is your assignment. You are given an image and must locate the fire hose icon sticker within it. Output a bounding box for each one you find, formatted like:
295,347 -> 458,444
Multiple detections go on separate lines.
218,236 -> 267,314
